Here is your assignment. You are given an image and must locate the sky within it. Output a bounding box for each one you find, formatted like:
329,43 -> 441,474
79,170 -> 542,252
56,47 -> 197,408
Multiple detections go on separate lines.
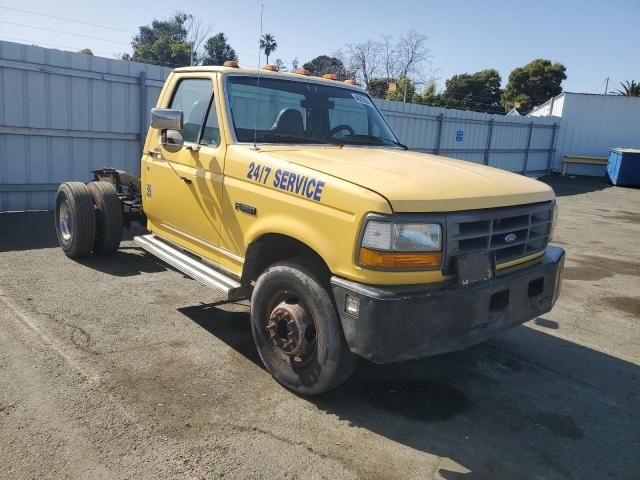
1,0 -> 639,94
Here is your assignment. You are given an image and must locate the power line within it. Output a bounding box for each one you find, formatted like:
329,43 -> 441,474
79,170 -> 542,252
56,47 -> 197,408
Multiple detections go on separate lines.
0,20 -> 130,45
0,6 -> 135,34
0,13 -> 291,67
0,4 -> 296,67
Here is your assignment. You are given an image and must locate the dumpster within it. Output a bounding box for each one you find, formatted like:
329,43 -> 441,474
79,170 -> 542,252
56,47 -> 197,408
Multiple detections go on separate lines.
607,148 -> 640,187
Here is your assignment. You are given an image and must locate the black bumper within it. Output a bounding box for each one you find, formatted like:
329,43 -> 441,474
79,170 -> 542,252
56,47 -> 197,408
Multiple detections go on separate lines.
331,246 -> 565,364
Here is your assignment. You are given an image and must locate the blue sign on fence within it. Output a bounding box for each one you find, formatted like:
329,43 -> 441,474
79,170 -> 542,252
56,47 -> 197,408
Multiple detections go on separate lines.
456,130 -> 464,142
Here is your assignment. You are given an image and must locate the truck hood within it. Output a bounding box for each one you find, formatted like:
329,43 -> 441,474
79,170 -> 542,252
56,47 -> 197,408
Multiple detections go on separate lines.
260,145 -> 555,212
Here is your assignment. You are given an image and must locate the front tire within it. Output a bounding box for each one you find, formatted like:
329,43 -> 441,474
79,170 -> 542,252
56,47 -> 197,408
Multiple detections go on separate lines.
250,260 -> 358,395
55,182 -> 96,258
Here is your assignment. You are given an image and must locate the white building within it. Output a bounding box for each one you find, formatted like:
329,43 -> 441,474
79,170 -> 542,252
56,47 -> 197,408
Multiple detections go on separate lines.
528,92 -> 640,176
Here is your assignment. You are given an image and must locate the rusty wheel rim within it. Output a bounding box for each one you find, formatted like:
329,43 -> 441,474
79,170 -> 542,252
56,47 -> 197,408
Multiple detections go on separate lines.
265,292 -> 317,366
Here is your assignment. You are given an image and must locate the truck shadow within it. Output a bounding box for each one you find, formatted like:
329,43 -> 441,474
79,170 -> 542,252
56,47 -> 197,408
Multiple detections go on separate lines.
0,211 -> 167,276
76,248 -> 169,276
0,210 -> 147,253
179,303 -> 639,480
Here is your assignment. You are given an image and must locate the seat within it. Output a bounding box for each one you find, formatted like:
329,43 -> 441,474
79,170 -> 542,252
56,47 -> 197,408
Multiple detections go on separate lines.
272,108 -> 305,136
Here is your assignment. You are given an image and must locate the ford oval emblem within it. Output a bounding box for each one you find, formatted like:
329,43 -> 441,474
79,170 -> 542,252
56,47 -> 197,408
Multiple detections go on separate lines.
504,233 -> 517,243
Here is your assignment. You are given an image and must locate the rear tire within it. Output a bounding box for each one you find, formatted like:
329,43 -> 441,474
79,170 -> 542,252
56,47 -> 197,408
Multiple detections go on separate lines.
55,182 -> 96,258
87,181 -> 123,255
250,260 -> 358,395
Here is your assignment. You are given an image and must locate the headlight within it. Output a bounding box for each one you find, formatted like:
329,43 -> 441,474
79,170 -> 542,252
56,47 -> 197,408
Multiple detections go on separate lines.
362,222 -> 441,251
359,219 -> 443,270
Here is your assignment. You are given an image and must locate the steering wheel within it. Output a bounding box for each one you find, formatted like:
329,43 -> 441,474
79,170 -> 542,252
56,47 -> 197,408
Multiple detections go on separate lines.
329,124 -> 355,138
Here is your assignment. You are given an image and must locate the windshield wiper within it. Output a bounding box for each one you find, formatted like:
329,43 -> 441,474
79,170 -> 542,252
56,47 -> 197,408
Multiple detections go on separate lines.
335,135 -> 408,150
391,139 -> 409,150
249,133 -> 336,145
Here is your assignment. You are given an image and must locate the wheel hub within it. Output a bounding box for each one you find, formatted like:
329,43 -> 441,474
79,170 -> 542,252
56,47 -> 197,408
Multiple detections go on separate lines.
59,200 -> 72,241
266,301 -> 315,358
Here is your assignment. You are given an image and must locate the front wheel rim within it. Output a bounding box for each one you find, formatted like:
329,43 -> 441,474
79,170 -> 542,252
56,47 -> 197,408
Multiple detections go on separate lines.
264,291 -> 317,366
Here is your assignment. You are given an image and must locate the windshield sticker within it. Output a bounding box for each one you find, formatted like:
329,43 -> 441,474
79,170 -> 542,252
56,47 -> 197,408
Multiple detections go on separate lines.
351,93 -> 374,108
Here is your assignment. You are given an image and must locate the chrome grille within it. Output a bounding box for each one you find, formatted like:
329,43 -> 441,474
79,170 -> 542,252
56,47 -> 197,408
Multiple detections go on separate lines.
444,201 -> 554,274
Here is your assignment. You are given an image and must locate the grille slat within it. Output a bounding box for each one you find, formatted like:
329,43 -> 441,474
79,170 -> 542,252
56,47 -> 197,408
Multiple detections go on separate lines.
444,201 -> 554,274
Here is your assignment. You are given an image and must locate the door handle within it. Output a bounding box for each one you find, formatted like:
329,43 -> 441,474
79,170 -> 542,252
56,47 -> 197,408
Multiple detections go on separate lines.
148,146 -> 193,185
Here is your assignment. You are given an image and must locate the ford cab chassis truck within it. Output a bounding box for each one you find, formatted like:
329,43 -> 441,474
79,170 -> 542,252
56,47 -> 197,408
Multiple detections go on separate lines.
55,64 -> 564,395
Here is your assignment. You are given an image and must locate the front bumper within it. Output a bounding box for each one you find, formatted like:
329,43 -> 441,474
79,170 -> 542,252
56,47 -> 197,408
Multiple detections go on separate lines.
331,246 -> 565,364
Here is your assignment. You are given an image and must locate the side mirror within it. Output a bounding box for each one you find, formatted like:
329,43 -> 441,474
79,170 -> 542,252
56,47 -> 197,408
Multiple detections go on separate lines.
151,108 -> 184,153
151,108 -> 183,131
161,130 -> 184,153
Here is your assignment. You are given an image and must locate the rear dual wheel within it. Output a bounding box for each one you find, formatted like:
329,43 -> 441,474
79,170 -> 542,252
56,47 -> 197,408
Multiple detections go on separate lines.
250,261 -> 358,395
87,181 -> 123,255
55,181 -> 122,258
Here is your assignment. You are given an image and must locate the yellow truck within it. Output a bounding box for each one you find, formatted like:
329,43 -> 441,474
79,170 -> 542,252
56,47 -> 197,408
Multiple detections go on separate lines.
54,63 -> 565,395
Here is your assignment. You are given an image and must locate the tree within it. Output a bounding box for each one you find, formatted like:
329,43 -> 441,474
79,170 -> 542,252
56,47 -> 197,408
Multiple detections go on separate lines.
396,32 -> 430,78
439,69 -> 502,113
384,31 -> 431,102
302,55 -> 349,80
259,33 -> 277,64
368,78 -> 391,99
416,80 -> 440,106
129,12 -> 192,67
185,15 -> 211,66
291,57 -> 299,72
346,40 -> 382,90
386,76 -> 416,103
78,48 -> 93,55
201,33 -> 238,66
501,59 -> 566,113
380,34 -> 398,81
612,80 -> 640,96
274,58 -> 287,72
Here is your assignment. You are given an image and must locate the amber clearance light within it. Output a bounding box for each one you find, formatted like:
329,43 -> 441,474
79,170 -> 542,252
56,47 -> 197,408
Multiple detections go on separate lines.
359,248 -> 442,269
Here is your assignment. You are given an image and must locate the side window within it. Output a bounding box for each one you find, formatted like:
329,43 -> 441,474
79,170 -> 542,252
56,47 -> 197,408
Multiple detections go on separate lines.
170,78 -> 212,143
202,98 -> 220,146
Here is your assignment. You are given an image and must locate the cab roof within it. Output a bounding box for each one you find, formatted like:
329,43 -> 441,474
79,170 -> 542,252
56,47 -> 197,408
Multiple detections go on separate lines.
171,65 -> 366,91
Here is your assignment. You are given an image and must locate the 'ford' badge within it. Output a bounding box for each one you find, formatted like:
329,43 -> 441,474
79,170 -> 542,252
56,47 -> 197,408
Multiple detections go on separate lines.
504,233 -> 517,243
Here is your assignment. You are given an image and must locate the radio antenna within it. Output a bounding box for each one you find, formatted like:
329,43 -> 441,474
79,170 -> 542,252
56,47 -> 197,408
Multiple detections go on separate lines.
251,3 -> 264,151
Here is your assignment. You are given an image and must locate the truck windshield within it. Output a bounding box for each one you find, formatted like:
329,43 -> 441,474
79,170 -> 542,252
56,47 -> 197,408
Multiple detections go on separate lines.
225,75 -> 401,147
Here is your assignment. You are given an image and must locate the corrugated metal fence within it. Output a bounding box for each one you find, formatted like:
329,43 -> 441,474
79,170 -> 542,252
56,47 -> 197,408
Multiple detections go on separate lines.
0,40 -> 559,212
0,41 -> 171,211
376,99 -> 559,174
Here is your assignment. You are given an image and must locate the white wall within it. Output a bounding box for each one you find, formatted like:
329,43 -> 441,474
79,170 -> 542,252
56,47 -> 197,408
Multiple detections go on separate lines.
529,94 -> 565,118
530,93 -> 640,176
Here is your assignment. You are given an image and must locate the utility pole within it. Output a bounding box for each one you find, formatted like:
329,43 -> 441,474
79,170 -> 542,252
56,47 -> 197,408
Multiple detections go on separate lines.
604,77 -> 609,95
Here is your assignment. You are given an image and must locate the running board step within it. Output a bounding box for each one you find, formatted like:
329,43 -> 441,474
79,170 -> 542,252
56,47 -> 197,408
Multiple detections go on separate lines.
134,234 -> 244,300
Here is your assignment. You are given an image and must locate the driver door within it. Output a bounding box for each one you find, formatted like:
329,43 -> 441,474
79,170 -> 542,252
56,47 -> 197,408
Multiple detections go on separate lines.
143,74 -> 225,263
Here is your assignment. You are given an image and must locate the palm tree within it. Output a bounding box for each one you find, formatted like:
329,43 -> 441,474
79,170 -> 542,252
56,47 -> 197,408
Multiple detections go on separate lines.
612,80 -> 640,97
259,33 -> 277,64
